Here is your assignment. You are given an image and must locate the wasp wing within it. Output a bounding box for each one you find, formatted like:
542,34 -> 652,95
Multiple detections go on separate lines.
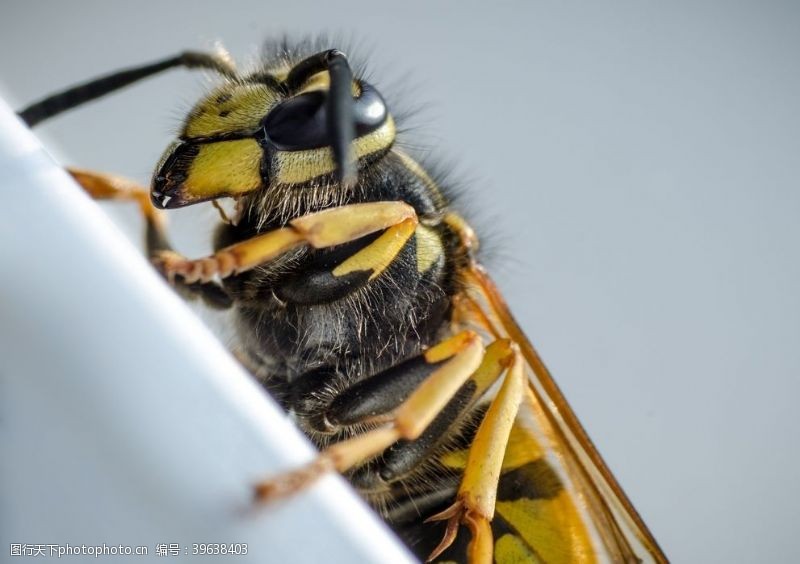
457,264 -> 667,563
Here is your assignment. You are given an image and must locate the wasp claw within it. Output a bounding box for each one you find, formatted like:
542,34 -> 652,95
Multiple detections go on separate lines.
152,250 -> 184,283
425,500 -> 464,561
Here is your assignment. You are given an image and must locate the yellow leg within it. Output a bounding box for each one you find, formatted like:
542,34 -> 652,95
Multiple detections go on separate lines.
68,167 -> 164,230
426,348 -> 525,564
68,167 -> 233,307
155,201 -> 418,283
332,218 -> 417,281
253,330 -> 484,500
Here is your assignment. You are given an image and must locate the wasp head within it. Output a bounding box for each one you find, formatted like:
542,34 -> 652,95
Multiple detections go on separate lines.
151,50 -> 395,209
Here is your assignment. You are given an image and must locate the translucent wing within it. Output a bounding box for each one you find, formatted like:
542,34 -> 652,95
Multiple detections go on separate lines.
456,264 -> 668,563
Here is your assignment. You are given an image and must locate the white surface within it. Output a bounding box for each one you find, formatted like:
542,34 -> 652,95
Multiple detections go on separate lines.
0,98 -> 415,563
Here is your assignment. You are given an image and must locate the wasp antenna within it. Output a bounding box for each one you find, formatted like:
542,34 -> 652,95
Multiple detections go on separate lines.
325,50 -> 357,187
282,49 -> 358,187
19,51 -> 236,127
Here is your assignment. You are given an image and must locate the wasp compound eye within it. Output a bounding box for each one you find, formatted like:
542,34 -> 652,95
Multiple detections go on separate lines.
261,82 -> 388,152
352,83 -> 388,134
262,91 -> 328,151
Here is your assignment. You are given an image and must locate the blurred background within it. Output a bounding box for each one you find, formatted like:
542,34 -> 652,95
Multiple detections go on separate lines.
1,1 -> 798,562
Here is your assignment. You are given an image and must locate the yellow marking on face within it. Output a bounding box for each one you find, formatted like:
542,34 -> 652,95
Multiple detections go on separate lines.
496,493 -> 596,564
183,83 -> 279,138
414,225 -> 444,274
333,218 -> 417,281
184,139 -> 262,199
495,533 -> 539,563
273,116 -> 396,184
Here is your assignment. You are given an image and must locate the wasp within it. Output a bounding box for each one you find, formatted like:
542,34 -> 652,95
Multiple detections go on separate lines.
20,38 -> 667,563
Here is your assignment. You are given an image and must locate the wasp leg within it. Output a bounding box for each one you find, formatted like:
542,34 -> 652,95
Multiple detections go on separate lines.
331,218 -> 416,281
253,330 -> 484,500
69,167 -> 165,245
20,51 -> 236,127
426,348 -> 525,564
333,340 -> 515,489
68,168 -> 232,309
155,201 -> 418,284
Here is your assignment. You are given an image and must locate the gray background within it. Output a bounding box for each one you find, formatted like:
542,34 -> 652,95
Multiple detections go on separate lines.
2,1 -> 798,562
